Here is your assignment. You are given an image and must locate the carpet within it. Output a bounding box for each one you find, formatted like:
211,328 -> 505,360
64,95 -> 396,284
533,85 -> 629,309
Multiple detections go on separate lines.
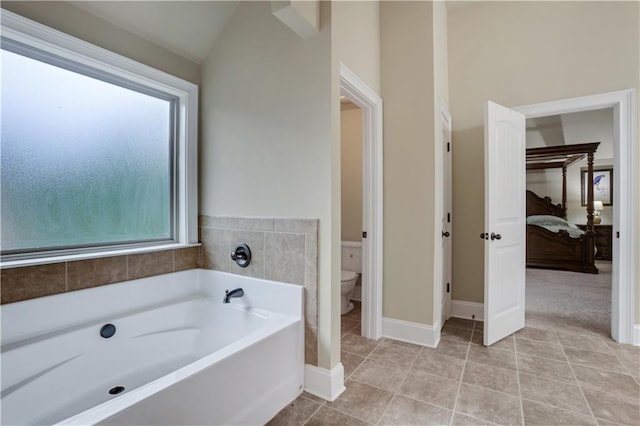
525,262 -> 612,336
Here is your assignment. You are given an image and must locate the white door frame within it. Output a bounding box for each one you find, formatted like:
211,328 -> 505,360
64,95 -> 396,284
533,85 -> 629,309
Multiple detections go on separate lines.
515,89 -> 636,344
435,101 -> 452,330
339,64 -> 383,340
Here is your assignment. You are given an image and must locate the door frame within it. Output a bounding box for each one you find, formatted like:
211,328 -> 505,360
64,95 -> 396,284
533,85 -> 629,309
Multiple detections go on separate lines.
339,63 -> 383,339
435,101 -> 452,330
515,89 -> 636,344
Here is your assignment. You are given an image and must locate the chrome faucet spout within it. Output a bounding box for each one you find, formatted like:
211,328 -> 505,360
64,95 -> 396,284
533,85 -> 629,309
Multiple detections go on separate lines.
223,288 -> 244,303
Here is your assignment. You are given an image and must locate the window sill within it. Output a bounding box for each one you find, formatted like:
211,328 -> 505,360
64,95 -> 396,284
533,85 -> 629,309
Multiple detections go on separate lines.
0,243 -> 201,270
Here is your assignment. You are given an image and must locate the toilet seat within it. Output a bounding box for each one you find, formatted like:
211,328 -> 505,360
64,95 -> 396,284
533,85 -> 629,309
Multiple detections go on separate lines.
341,270 -> 357,282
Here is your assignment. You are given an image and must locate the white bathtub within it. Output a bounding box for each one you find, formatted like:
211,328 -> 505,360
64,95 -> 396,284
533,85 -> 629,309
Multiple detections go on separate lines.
1,268 -> 304,425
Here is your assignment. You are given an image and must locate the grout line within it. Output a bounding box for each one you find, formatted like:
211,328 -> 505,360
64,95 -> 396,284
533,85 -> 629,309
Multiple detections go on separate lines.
513,334 -> 526,425
555,330 -> 598,424
449,331 -> 471,426
299,396 -> 324,426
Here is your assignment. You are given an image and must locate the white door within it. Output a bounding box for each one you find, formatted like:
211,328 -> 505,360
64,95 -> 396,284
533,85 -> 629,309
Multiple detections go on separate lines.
483,101 -> 526,346
440,108 -> 452,327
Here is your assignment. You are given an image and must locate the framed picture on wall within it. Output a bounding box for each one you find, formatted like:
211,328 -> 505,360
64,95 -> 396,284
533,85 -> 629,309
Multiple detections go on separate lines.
581,167 -> 613,206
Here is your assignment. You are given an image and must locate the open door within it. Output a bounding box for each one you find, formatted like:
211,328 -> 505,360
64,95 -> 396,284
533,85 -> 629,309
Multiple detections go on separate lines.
483,101 -> 526,346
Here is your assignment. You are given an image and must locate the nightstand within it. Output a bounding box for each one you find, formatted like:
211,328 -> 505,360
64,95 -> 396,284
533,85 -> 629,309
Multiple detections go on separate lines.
576,224 -> 613,261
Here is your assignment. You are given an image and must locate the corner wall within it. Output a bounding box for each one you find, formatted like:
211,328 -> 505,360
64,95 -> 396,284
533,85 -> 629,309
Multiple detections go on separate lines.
448,2 -> 640,320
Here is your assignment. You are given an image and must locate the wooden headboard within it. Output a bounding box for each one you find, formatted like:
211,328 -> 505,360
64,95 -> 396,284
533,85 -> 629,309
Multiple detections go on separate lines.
526,190 -> 566,218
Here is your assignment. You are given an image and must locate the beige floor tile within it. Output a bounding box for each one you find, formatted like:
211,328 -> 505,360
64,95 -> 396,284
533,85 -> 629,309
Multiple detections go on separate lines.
412,351 -> 465,380
305,405 -> 370,426
564,347 -> 627,373
302,392 -> 327,404
472,332 -> 516,352
341,334 -> 381,357
350,359 -> 409,393
442,324 -> 473,343
467,345 -> 517,370
379,395 -> 452,425
521,399 -> 596,426
368,340 -> 420,368
342,351 -> 365,379
516,327 -> 560,344
455,383 -> 522,425
582,387 -> 640,425
399,369 -> 459,410
267,395 -> 322,426
519,373 -> 591,415
517,353 -> 576,384
327,380 -> 393,424
424,339 -> 469,360
341,318 -> 360,336
445,317 -> 476,330
515,338 -> 566,361
462,361 -> 519,394
572,365 -> 640,399
450,412 -> 494,426
616,353 -> 640,379
555,331 -> 613,354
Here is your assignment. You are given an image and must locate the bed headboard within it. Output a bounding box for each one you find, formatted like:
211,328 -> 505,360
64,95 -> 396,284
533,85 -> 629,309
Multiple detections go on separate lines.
526,190 -> 566,218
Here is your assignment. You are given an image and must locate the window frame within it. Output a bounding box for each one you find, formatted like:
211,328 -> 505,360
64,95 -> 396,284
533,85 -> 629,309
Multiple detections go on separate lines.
0,10 -> 199,266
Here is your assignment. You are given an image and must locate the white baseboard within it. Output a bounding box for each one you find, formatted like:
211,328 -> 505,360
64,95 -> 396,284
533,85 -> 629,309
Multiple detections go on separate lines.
450,300 -> 484,321
304,363 -> 345,402
382,317 -> 440,348
633,324 -> 640,346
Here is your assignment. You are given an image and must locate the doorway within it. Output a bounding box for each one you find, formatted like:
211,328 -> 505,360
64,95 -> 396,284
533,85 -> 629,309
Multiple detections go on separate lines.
339,64 -> 383,340
524,108 -> 615,337
516,90 -> 636,344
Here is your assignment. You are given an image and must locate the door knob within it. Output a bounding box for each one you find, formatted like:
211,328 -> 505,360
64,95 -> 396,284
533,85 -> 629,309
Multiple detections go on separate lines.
490,233 -> 502,240
480,233 -> 489,240
442,231 -> 450,238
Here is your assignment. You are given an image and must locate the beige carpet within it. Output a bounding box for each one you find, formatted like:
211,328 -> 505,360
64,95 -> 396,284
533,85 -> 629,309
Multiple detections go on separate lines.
525,262 -> 612,336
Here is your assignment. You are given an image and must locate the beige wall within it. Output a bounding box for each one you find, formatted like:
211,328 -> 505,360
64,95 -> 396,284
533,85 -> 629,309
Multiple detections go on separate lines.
1,1 -> 200,85
200,2 -> 334,367
381,1 -> 436,325
448,1 -> 640,319
341,107 -> 364,242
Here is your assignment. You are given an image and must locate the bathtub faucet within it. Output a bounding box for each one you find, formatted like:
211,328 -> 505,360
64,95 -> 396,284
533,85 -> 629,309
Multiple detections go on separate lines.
223,288 -> 244,303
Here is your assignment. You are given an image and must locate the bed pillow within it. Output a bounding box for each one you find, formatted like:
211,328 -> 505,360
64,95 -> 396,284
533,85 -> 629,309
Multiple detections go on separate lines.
526,215 -> 570,227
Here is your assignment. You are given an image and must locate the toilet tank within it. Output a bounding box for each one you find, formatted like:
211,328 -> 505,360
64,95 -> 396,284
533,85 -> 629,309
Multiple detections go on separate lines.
341,241 -> 362,273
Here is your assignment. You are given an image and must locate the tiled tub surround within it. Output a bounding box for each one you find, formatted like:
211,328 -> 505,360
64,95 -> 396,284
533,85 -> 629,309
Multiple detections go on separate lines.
0,246 -> 200,304
199,216 -> 319,365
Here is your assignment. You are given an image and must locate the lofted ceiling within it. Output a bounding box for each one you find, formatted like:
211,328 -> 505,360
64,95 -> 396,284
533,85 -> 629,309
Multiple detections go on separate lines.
70,1 -> 240,64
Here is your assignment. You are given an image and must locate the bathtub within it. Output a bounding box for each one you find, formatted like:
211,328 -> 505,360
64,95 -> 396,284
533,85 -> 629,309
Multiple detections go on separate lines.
1,268 -> 304,425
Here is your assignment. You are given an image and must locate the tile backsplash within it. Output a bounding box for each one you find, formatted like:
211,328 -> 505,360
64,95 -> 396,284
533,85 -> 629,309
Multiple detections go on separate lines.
0,246 -> 200,304
199,215 -> 319,365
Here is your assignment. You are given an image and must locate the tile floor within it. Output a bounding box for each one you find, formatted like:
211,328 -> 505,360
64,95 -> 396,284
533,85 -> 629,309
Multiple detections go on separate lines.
269,302 -> 640,425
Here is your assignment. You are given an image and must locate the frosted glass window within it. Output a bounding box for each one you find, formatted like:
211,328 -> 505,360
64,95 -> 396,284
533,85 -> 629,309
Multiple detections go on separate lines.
1,47 -> 176,254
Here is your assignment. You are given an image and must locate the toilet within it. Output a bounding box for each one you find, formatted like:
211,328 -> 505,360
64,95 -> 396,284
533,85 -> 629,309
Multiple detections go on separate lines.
341,241 -> 362,315
341,270 -> 358,315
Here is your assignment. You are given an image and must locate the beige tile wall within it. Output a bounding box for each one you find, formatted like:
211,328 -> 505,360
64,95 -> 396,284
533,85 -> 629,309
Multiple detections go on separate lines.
199,215 -> 319,365
0,246 -> 200,304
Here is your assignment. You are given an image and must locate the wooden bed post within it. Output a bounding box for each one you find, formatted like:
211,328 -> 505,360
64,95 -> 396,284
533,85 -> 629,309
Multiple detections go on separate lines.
562,166 -> 567,216
586,152 -> 595,229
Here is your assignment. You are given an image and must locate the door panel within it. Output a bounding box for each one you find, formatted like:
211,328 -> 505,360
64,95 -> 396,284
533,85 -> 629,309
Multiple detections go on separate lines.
484,101 -> 526,346
440,108 -> 452,327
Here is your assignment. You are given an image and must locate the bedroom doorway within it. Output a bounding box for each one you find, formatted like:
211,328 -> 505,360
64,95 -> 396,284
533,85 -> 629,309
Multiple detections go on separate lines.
515,90 -> 636,344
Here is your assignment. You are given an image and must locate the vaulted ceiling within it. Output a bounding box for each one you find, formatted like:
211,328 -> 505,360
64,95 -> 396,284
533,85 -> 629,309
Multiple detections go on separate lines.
70,1 -> 240,64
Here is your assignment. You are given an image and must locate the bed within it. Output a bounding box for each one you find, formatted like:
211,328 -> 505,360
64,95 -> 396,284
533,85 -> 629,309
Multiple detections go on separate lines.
525,142 -> 600,274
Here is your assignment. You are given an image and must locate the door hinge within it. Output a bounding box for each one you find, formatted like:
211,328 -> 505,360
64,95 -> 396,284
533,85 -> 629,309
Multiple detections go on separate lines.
447,212 -> 451,223
447,142 -> 450,152
362,231 -> 367,238
446,283 -> 450,293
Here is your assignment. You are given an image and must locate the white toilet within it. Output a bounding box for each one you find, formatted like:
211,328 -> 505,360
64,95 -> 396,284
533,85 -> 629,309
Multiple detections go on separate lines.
341,242 -> 362,315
